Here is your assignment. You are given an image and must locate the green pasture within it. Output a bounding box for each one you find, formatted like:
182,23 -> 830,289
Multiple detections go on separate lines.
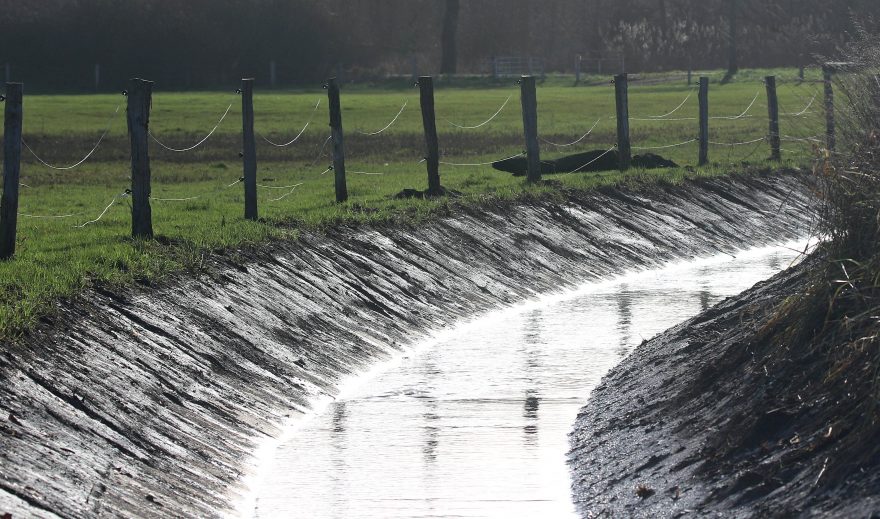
0,68 -> 824,338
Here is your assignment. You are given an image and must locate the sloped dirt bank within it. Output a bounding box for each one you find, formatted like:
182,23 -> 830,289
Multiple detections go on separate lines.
569,253 -> 880,517
1,172 -> 813,518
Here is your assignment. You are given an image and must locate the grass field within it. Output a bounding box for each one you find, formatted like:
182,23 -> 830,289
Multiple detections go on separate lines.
0,68 -> 825,338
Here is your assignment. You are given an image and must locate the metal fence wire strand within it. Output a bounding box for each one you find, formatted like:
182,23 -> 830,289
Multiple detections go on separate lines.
267,182 -> 304,202
632,138 -> 697,150
357,99 -> 408,136
559,145 -> 618,174
22,104 -> 121,170
149,101 -> 233,152
74,191 -> 129,228
447,95 -> 512,129
710,89 -> 761,120
540,119 -> 601,147
439,151 -> 525,167
150,178 -> 242,202
259,99 -> 322,147
645,90 -> 694,119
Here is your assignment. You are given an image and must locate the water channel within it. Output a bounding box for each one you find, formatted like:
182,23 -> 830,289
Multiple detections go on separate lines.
246,241 -> 807,518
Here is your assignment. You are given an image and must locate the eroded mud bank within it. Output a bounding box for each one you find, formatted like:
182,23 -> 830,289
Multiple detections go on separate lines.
1,173 -> 813,518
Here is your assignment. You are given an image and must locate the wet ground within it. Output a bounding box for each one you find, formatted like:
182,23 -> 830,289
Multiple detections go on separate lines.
251,242 -> 806,519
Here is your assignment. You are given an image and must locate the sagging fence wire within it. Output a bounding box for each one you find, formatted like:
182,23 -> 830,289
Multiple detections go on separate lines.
149,101 -> 233,153
22,104 -> 121,170
709,89 -> 761,120
558,145 -> 618,174
259,99 -> 321,147
709,136 -> 767,147
632,138 -> 698,150
644,90 -> 694,119
309,135 -> 333,166
74,190 -> 130,228
540,119 -> 601,147
357,99 -> 408,136
780,91 -> 819,116
439,151 -> 525,167
447,95 -> 512,129
266,182 -> 305,202
150,178 -> 242,202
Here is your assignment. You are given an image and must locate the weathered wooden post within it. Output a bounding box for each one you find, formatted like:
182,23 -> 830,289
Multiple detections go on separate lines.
698,77 -> 709,166
327,77 -> 348,203
614,73 -> 631,171
418,76 -> 441,196
241,78 -> 258,220
94,64 -> 101,91
575,55 -> 582,85
0,83 -> 23,259
823,65 -> 835,152
765,75 -> 781,161
520,75 -> 541,183
128,78 -> 154,239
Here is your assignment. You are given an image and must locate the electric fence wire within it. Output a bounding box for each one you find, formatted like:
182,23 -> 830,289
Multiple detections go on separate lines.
439,151 -> 525,167
632,138 -> 698,150
150,178 -> 242,202
266,182 -> 305,202
258,99 -> 321,147
645,90 -> 694,119
709,136 -> 767,146
710,89 -> 762,120
309,136 -> 333,166
447,95 -> 512,129
149,101 -> 233,153
357,99 -> 408,136
558,145 -> 618,174
73,190 -> 129,228
22,104 -> 121,170
780,91 -> 819,116
540,119 -> 602,147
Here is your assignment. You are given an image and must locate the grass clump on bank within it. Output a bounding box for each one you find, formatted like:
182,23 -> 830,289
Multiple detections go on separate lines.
699,36 -> 880,500
0,69 -> 820,339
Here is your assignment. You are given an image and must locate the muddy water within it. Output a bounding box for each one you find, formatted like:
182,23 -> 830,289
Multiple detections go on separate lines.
248,242 -> 806,519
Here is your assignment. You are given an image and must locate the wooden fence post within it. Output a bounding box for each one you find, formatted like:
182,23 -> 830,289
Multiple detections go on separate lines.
823,65 -> 835,152
614,73 -> 631,171
418,76 -> 441,196
520,75 -> 541,183
0,83 -> 23,259
327,77 -> 348,203
765,75 -> 781,161
575,56 -> 581,85
698,76 -> 709,166
128,78 -> 154,239
241,78 -> 258,220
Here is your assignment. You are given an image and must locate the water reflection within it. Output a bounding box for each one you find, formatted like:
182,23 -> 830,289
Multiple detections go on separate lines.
615,285 -> 634,357
252,244 -> 805,519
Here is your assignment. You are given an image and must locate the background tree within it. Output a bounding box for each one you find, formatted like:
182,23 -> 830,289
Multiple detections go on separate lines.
440,0 -> 461,74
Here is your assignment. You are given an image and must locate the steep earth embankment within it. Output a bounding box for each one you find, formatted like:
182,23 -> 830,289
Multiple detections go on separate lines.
1,173 -> 813,518
569,245 -> 879,516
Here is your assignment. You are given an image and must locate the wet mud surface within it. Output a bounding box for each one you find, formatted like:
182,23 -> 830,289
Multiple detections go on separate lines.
569,256 -> 880,517
0,173 -> 813,518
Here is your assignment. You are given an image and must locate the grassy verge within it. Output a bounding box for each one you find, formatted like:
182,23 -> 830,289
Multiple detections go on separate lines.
0,68 -> 821,339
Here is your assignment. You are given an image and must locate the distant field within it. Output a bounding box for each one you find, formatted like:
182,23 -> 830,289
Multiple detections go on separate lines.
0,68 -> 825,337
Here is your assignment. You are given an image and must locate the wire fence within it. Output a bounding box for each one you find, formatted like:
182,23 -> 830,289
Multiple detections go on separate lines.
0,71 -> 831,259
